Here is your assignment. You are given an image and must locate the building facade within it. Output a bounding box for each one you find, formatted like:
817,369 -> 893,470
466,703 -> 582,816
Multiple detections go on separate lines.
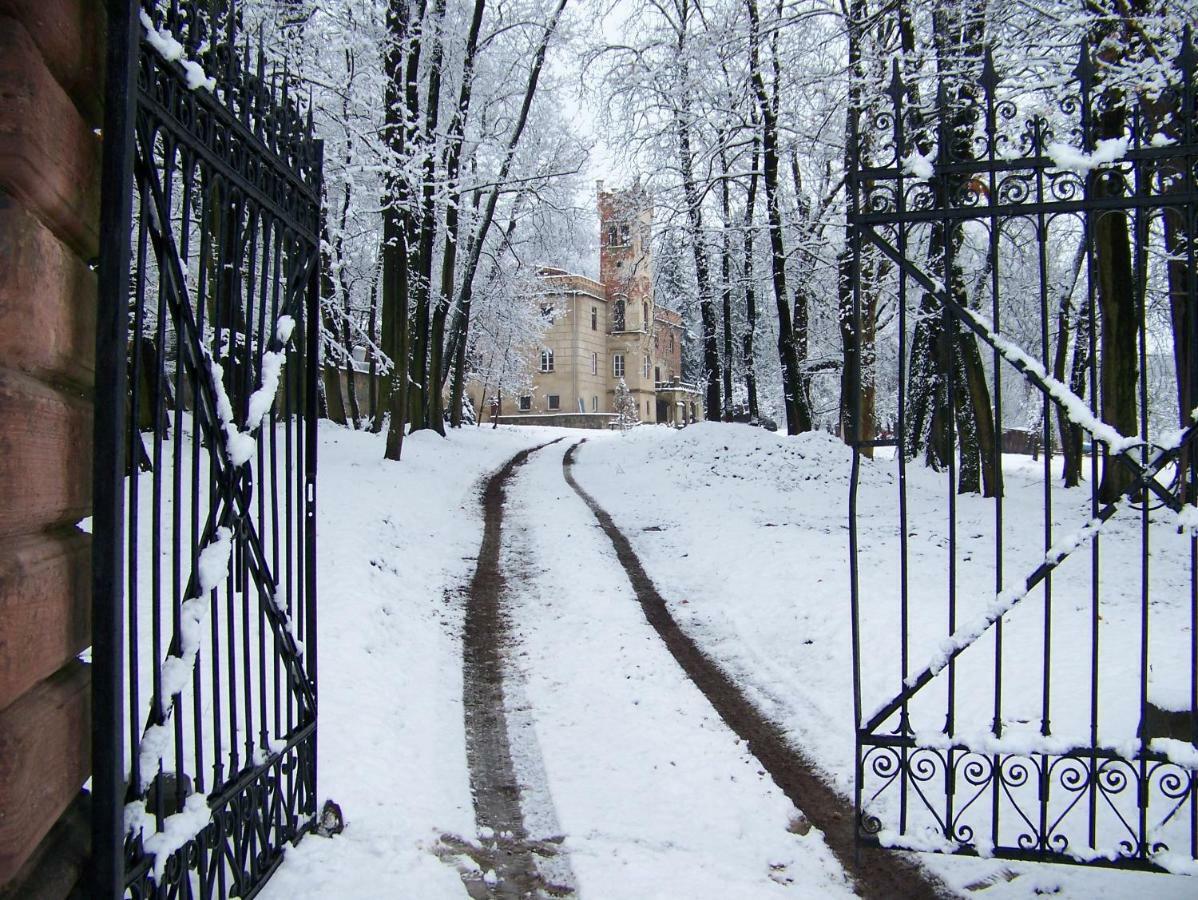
469,182 -> 703,427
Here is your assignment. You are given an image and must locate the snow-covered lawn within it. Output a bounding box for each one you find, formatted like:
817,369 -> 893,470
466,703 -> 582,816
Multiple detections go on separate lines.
570,422 -> 1196,899
261,423 -> 565,897
258,419 -> 1194,898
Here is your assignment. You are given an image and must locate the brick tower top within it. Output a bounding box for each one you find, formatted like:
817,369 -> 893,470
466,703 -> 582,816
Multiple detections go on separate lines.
597,180 -> 653,332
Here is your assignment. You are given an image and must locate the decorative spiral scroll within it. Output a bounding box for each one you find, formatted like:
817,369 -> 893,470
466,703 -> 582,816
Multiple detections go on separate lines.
1047,172 -> 1085,203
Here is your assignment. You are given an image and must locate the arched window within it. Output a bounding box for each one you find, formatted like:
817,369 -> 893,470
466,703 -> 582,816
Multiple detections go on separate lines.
540,348 -> 554,372
642,301 -> 649,329
613,299 -> 626,331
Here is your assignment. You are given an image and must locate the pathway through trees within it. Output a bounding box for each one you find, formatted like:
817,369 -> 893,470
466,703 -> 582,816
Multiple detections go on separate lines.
460,439 -> 574,898
562,441 -> 953,899
457,439 -> 953,898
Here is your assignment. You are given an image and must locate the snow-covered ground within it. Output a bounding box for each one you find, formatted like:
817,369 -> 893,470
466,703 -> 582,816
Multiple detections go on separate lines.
258,419 -> 1195,898
570,422 -> 1197,899
261,424 -> 565,897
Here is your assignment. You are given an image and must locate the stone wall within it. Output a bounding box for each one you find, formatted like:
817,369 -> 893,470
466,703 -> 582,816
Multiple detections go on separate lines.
0,0 -> 103,892
494,413 -> 617,430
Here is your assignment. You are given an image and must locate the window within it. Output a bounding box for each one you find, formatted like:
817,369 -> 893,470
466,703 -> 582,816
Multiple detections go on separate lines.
591,352 -> 598,375
620,224 -> 630,245
547,394 -> 560,410
669,332 -> 675,352
591,306 -> 597,330
646,400 -> 651,416
655,366 -> 661,383
540,303 -> 553,320
643,354 -> 651,378
540,348 -> 554,372
519,396 -> 531,411
642,301 -> 648,329
592,396 -> 598,411
613,299 -> 625,331
613,353 -> 625,378
607,225 -> 618,246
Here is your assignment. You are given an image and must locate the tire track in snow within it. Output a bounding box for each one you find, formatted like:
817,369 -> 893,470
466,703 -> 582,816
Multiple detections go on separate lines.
561,439 -> 955,900
460,439 -> 574,899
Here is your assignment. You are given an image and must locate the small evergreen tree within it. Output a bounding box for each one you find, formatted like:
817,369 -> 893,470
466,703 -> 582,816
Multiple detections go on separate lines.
614,378 -> 640,432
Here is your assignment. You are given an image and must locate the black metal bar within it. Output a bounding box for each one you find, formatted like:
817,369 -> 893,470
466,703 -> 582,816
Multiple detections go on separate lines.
93,1 -> 140,895
304,141 -> 323,815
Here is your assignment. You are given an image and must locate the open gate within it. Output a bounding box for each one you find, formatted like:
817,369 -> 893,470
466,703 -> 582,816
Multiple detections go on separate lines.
94,1 -> 322,895
846,28 -> 1198,872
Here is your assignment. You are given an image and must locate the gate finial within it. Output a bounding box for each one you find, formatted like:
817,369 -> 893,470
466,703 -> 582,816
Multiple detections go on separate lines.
980,46 -> 999,95
1178,25 -> 1196,79
885,58 -> 904,108
1073,38 -> 1094,92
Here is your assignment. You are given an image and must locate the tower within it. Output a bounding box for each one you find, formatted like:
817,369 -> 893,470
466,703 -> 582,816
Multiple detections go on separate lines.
597,181 -> 656,420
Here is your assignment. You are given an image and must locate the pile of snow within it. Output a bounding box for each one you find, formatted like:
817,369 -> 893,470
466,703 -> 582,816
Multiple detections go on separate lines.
614,422 -> 892,492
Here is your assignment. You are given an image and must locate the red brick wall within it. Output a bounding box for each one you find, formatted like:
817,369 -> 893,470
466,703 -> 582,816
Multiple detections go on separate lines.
0,0 -> 104,892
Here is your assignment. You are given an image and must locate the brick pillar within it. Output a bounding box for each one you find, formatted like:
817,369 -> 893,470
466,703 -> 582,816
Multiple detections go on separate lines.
0,0 -> 105,893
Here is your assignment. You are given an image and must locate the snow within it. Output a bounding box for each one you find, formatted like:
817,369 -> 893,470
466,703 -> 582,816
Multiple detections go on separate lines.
260,424 -> 579,898
276,314 -> 297,344
1178,504 -> 1198,536
205,354 -> 257,466
221,420 -> 1195,898
501,443 -> 853,897
140,11 -> 217,93
141,793 -> 213,881
566,422 -> 1197,898
245,349 -> 287,429
901,149 -> 935,182
1046,136 -> 1130,175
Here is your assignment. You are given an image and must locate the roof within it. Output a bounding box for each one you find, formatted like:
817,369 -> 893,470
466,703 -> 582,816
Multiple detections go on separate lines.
538,270 -> 607,301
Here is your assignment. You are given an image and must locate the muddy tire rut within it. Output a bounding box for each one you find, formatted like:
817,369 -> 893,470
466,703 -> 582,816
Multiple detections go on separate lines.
459,440 -> 573,899
562,439 -> 956,900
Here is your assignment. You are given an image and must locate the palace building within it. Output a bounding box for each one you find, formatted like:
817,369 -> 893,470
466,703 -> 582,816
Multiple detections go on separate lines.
469,182 -> 704,428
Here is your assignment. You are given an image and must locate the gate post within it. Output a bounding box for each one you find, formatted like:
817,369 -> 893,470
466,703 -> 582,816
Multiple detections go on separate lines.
92,0 -> 138,896
0,0 -> 107,893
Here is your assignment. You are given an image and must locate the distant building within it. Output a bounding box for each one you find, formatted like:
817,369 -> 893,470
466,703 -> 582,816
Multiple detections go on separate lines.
468,182 -> 704,428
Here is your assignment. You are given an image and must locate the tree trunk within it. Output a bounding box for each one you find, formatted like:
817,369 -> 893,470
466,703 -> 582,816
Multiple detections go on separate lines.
408,0 -> 449,434
1088,3 -> 1141,503
742,127 -> 760,421
1092,103 -> 1138,504
718,142 -> 734,419
1052,239 -> 1087,486
431,0 -> 486,430
367,252 -> 382,427
676,120 -> 720,420
746,0 -> 808,434
382,0 -> 416,461
442,0 -> 568,428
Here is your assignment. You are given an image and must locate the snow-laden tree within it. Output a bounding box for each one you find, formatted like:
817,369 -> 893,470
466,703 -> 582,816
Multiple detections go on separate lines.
613,377 -> 640,430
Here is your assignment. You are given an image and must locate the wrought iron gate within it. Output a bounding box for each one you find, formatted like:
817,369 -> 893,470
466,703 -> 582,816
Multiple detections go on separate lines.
94,1 -> 322,895
846,30 -> 1198,872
